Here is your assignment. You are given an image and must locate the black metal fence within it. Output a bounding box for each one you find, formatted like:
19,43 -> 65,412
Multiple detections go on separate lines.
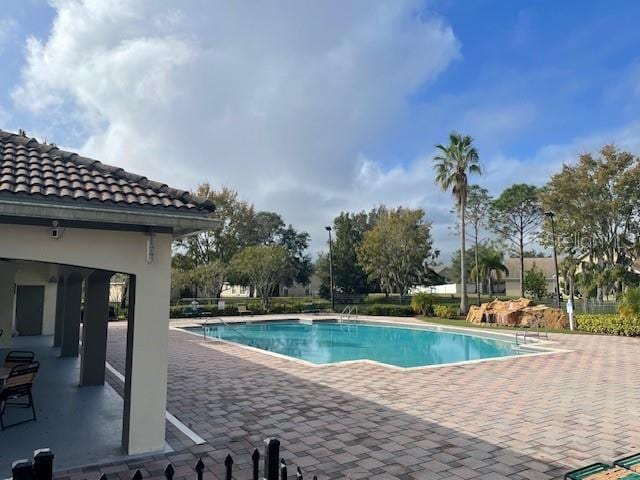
9,439 -> 316,480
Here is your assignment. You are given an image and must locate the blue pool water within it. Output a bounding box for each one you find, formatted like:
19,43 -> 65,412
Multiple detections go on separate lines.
189,321 -> 523,368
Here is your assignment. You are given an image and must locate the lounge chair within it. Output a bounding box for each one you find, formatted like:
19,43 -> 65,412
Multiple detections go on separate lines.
565,463 -> 640,479
0,361 -> 40,430
4,351 -> 35,368
614,454 -> 640,473
237,305 -> 253,316
184,305 -> 212,317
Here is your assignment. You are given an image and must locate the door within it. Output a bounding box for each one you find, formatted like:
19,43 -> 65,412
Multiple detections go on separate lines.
15,286 -> 45,336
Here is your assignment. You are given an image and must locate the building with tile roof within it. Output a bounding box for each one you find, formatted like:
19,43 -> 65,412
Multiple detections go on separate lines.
0,129 -> 218,461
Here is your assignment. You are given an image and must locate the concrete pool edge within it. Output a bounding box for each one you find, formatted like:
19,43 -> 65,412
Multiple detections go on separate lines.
172,315 -> 573,371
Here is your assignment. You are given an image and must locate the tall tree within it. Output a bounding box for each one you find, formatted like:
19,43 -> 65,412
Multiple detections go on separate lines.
464,185 -> 491,305
173,185 -> 312,297
230,246 -> 293,309
175,184 -> 256,266
356,208 -> 437,295
524,264 -> 548,300
433,132 -> 481,314
469,244 -> 509,295
172,261 -> 227,299
489,184 -> 542,297
278,225 -> 313,286
540,146 -> 640,299
331,208 -> 384,294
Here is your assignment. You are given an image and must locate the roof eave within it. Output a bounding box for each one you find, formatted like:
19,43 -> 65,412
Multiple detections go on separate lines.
0,198 -> 220,238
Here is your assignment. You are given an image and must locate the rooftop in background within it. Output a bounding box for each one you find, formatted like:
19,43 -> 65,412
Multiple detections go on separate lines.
504,257 -> 558,279
0,129 -> 215,216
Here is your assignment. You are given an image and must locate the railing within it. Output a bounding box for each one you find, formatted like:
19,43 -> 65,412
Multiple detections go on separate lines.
202,317 -> 254,345
8,439 -> 318,480
535,297 -> 618,314
339,305 -> 358,321
515,322 -> 548,347
173,296 -> 324,306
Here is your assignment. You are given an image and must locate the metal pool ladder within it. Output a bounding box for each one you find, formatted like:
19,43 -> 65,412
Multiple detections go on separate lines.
515,321 -> 548,346
339,305 -> 358,322
202,317 -> 254,345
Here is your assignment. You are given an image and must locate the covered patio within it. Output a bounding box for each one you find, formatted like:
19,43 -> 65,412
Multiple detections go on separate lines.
0,130 -> 218,471
0,336 -> 126,471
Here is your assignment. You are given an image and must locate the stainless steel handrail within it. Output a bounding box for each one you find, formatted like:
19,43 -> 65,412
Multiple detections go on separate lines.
203,317 -> 253,344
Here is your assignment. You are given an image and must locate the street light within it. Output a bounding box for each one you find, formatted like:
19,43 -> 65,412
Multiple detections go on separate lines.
325,226 -> 335,311
545,211 -> 561,309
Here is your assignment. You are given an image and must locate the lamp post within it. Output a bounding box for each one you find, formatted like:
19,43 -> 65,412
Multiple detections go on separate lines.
325,226 -> 335,311
545,211 -> 561,309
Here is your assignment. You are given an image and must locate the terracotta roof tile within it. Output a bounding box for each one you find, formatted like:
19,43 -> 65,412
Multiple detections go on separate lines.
0,130 -> 215,215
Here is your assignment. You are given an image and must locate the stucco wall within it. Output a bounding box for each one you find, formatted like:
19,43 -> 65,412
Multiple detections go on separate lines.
0,222 -> 172,454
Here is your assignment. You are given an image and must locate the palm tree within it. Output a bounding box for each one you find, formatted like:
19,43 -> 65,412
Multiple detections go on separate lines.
471,248 -> 509,295
434,133 -> 481,314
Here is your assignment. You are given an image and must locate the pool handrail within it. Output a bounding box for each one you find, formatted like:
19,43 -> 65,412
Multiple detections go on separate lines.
202,317 -> 254,344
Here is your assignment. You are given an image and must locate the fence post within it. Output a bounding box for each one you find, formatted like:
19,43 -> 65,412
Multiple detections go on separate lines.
11,460 -> 33,480
279,460 -> 287,480
195,459 -> 205,480
33,449 -> 54,480
131,470 -> 143,480
164,464 -> 175,480
252,449 -> 260,480
263,438 -> 280,480
224,454 -> 233,480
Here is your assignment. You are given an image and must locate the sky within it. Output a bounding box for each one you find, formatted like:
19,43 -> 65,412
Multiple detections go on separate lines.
1,0 -> 640,262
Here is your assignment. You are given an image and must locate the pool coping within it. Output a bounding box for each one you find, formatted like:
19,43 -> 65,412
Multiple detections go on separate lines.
172,315 -> 573,371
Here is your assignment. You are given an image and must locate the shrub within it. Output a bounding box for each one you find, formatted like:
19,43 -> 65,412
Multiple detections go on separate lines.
577,314 -> 640,336
619,287 -> 640,318
411,293 -> 435,316
433,304 -> 458,319
358,304 -> 415,316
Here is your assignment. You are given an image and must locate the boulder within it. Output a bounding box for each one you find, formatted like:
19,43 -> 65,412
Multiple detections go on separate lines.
465,298 -> 567,329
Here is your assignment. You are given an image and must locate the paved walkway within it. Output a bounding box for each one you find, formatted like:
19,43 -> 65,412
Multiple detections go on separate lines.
59,317 -> 640,480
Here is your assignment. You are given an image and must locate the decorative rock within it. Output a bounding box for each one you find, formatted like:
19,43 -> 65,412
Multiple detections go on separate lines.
466,298 -> 567,329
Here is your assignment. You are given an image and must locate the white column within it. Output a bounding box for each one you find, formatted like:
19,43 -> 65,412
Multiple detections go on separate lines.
0,262 -> 16,349
122,269 -> 170,454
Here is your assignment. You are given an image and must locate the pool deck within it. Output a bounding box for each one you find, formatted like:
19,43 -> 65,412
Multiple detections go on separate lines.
55,315 -> 639,480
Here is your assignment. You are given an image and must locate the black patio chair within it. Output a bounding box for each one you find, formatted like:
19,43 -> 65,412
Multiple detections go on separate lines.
4,351 -> 35,368
0,361 -> 40,430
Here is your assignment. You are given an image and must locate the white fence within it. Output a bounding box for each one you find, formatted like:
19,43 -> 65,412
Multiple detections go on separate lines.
410,283 -> 478,295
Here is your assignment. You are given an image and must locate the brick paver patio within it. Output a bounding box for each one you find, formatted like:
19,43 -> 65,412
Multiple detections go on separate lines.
59,317 -> 640,480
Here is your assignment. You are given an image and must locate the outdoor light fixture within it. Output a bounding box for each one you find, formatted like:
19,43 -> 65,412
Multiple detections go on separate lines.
325,226 -> 335,311
545,211 -> 561,309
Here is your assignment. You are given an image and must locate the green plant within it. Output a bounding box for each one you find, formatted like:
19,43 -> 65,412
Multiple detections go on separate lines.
434,304 -> 458,319
577,314 -> 640,336
619,287 -> 640,318
411,293 -> 435,316
524,264 -> 548,299
358,304 -> 415,316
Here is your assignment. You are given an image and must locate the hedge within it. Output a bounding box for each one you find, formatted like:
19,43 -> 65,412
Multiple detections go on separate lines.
433,304 -> 458,319
577,314 -> 640,336
357,304 -> 415,316
170,302 -> 418,318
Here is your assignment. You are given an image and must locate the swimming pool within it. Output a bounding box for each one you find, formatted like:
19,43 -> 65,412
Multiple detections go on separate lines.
185,320 -> 530,368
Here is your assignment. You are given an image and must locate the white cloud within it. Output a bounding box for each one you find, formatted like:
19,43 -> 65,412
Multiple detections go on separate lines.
13,1 -> 640,264
12,0 -> 460,253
